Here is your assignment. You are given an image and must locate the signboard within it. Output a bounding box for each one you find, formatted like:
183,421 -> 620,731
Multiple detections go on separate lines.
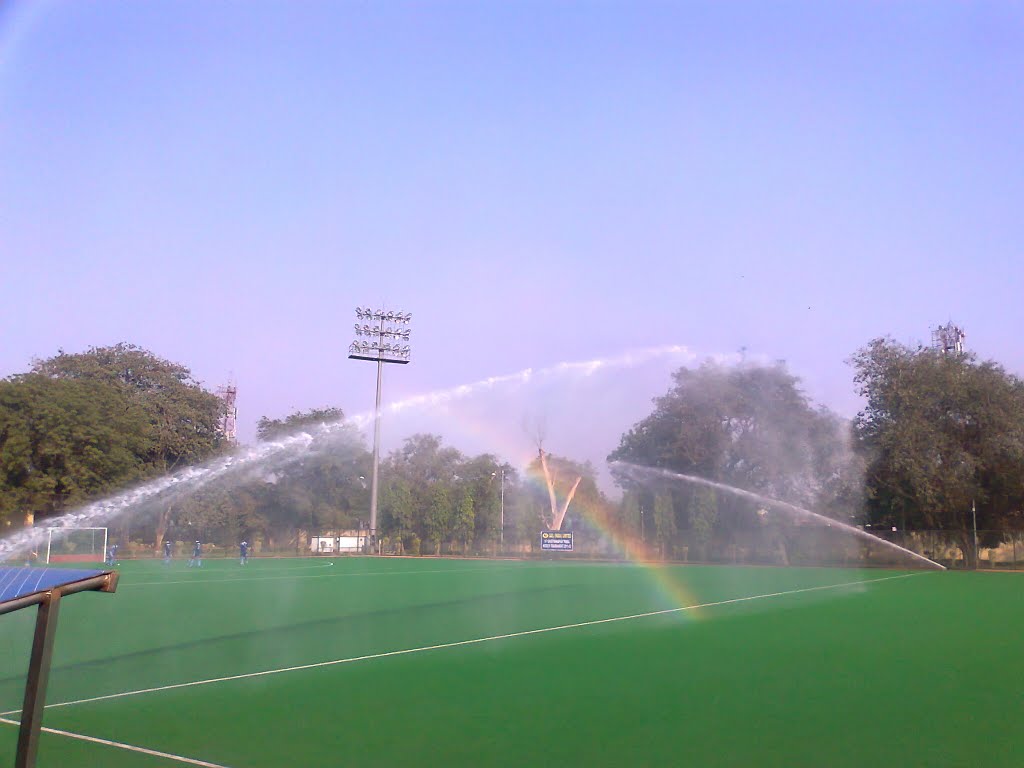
540,530 -> 574,551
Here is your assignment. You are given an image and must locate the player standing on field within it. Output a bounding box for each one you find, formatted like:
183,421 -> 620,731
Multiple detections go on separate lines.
189,540 -> 202,567
239,540 -> 249,565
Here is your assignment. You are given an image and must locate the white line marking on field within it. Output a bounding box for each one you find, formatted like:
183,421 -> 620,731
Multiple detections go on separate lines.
0,716 -> 232,767
122,563 -> 528,588
4,572 -> 923,717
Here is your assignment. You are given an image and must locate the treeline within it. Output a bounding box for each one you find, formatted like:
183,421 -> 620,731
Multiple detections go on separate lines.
608,340 -> 1024,567
140,425 -> 605,558
3,339 -> 1023,566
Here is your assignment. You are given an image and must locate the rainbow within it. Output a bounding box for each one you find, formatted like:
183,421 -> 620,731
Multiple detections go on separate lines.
521,463 -> 704,616
419,385 -> 706,617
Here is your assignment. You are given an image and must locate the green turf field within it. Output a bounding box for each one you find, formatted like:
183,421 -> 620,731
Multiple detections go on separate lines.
1,557 -> 1021,767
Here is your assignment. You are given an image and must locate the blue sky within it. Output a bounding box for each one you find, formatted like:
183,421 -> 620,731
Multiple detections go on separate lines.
1,1 -> 1022,471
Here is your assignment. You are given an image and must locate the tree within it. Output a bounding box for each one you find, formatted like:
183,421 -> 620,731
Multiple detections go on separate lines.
252,407 -> 370,549
33,343 -> 224,470
453,488 -> 475,552
851,338 -> 1024,567
619,490 -> 642,538
610,361 -> 857,561
0,375 -> 153,524
256,407 -> 346,442
32,343 -> 227,548
424,484 -> 453,555
452,453 -> 506,549
652,492 -> 676,559
531,449 -> 583,530
380,476 -> 415,540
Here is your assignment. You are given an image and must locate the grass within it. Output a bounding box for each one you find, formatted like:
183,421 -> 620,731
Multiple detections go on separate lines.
0,557 -> 1021,767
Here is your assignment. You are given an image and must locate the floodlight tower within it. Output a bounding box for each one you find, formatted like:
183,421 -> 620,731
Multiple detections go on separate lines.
349,307 -> 412,551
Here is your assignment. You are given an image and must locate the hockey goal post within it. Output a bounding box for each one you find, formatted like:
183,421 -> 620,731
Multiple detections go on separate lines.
45,527 -> 108,564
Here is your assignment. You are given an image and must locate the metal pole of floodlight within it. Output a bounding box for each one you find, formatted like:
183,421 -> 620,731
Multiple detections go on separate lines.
349,307 -> 412,553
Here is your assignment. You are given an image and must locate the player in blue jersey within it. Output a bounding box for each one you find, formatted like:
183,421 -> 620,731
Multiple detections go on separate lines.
239,540 -> 249,565
188,540 -> 202,567
163,539 -> 172,564
105,544 -> 118,566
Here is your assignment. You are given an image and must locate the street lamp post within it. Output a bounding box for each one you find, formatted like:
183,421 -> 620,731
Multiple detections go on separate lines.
491,468 -> 506,554
972,499 -> 978,569
500,468 -> 505,552
349,307 -> 412,553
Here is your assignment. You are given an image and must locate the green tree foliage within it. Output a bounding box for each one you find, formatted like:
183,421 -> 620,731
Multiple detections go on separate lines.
132,406 -> 370,552
249,408 -> 369,549
424,484 -> 453,554
453,454 -> 508,548
33,343 -> 225,471
851,338 -> 1024,567
256,407 -> 346,442
610,361 -> 857,559
619,490 -> 642,537
453,488 -> 475,551
380,476 -> 415,540
375,437 -> 522,554
0,375 -> 153,523
30,343 -> 231,546
652,491 -> 676,558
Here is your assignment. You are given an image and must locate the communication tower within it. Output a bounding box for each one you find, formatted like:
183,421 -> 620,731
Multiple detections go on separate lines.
216,382 -> 238,445
931,322 -> 965,356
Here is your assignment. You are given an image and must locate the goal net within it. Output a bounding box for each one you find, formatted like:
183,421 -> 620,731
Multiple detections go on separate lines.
45,527 -> 108,564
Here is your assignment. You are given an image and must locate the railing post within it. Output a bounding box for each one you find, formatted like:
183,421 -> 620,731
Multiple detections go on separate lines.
16,590 -> 62,768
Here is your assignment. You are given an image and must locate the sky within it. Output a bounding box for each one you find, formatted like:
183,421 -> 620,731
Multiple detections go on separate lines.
1,1 -> 1022,477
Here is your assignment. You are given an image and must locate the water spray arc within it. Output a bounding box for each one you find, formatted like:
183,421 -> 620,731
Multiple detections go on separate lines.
349,307 -> 413,552
0,345 -> 693,561
610,461 -> 946,570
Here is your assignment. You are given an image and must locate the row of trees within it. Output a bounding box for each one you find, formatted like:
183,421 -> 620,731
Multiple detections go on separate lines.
606,341 -> 1024,566
147,425 -> 604,557
0,343 -> 603,556
3,338 -> 1023,566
